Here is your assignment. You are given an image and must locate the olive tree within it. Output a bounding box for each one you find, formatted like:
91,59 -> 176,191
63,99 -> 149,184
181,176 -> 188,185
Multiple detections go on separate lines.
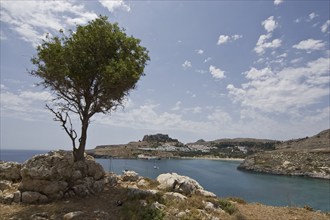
30,16 -> 149,161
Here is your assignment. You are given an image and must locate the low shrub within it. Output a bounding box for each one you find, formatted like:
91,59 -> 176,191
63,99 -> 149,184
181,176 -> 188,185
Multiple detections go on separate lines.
227,197 -> 247,204
122,202 -> 164,220
216,198 -> 238,215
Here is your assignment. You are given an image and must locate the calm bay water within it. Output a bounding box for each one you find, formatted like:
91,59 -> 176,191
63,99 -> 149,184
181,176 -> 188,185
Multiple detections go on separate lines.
1,149 -> 329,212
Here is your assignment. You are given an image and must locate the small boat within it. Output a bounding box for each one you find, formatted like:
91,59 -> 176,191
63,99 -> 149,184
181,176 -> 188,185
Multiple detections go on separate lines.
153,166 -> 159,169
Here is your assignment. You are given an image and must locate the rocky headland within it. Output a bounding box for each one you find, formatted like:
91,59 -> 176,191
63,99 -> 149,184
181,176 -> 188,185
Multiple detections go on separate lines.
238,129 -> 330,179
1,150 -> 329,219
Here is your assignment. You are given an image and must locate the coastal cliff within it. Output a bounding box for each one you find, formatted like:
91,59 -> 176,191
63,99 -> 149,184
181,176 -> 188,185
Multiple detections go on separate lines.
238,129 -> 330,179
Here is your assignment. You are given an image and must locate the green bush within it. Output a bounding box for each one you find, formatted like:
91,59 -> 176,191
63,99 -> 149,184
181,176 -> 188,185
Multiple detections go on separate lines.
140,207 -> 164,220
121,203 -> 164,220
216,199 -> 238,215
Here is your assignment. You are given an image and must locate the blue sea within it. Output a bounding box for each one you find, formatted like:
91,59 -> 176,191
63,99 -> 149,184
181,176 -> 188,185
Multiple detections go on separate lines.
1,149 -> 329,212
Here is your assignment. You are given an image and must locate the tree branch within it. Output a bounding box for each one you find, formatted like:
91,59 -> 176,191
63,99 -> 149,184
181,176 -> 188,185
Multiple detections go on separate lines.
46,104 -> 77,149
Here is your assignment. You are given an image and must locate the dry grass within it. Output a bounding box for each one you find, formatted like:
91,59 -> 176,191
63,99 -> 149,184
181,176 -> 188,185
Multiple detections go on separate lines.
1,184 -> 329,220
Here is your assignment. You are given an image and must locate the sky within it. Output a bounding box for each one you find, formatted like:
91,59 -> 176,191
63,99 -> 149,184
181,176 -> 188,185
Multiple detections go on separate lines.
0,0 -> 329,150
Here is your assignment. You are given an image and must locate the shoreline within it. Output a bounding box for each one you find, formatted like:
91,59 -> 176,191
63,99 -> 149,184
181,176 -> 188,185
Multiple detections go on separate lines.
90,154 -> 245,162
179,156 -> 245,161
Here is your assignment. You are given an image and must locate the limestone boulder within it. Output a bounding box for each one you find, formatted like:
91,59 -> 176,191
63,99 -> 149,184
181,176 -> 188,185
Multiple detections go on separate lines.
157,172 -> 202,195
63,211 -> 84,220
122,170 -> 139,182
21,191 -> 48,204
104,173 -> 119,186
163,192 -> 187,201
0,180 -> 12,191
157,172 -> 216,197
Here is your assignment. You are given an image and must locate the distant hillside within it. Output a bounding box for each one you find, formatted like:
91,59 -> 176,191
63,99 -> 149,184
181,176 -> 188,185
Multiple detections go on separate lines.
238,129 -> 330,179
88,134 -> 278,159
275,129 -> 330,150
212,138 -> 277,144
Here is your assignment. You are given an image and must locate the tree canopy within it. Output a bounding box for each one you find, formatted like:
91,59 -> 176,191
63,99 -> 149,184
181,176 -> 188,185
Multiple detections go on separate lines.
31,16 -> 150,161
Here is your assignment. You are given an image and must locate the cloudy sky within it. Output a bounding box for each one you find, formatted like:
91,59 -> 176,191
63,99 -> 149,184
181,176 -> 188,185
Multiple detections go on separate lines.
1,0 -> 329,150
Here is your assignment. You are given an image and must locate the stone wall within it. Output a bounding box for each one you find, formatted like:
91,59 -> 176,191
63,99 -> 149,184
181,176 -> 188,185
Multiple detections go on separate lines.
0,150 -> 106,204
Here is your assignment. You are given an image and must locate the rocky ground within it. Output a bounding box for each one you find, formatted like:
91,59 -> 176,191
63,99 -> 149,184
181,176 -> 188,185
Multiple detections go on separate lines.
1,172 -> 329,220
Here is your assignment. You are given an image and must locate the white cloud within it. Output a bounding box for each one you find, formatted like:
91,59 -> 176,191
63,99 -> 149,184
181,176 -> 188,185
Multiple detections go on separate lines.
262,16 -> 278,33
99,0 -> 130,13
95,103 -> 212,133
182,60 -> 192,69
171,101 -> 182,111
244,67 -> 273,80
217,35 -> 230,45
204,57 -> 212,63
191,106 -> 200,113
195,69 -> 207,74
0,89 -> 53,120
209,65 -> 226,79
1,84 -> 7,89
294,18 -> 302,23
274,0 -> 283,5
254,33 -> 282,55
196,49 -> 204,55
277,53 -> 287,58
0,1 -> 98,47
97,96 -> 329,141
217,34 -> 242,45
308,12 -> 318,20
321,20 -> 330,33
207,109 -> 232,124
293,39 -> 325,51
227,57 -> 330,113
290,57 -> 303,64
232,34 -> 242,40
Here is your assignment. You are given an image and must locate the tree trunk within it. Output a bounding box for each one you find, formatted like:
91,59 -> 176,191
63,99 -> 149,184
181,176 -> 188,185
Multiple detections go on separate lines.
73,118 -> 89,162
73,146 -> 85,162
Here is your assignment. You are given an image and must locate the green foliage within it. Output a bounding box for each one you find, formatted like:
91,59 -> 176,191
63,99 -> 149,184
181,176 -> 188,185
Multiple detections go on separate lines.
30,15 -> 149,160
140,207 -> 165,220
122,204 -> 164,220
32,16 -> 149,113
216,199 -> 238,215
122,194 -> 165,220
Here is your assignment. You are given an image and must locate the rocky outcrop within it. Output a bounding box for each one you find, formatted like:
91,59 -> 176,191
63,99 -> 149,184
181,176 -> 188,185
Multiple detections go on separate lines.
156,172 -> 216,197
0,161 -> 21,181
0,150 -> 106,204
142,134 -> 178,143
238,129 -> 330,179
122,170 -> 139,182
238,150 -> 330,179
19,150 -> 105,201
